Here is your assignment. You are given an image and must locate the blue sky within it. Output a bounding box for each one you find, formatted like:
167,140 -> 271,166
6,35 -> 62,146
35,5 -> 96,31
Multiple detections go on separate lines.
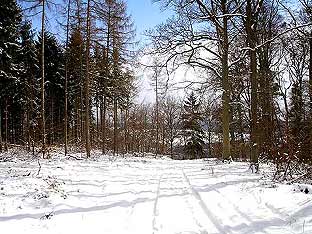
127,0 -> 172,42
26,0 -> 172,44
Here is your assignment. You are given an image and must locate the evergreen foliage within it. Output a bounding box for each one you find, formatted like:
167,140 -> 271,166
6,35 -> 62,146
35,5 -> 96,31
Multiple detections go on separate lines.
181,92 -> 204,159
36,32 -> 65,145
289,81 -> 311,163
0,0 -> 22,83
0,0 -> 23,145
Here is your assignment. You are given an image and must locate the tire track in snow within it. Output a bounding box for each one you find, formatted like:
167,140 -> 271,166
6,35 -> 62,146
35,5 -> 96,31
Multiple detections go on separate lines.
152,171 -> 209,234
183,169 -> 290,234
183,169 -> 260,234
211,189 -> 271,234
180,171 -> 209,234
265,199 -> 312,226
123,200 -> 136,231
213,189 -> 253,222
152,173 -> 162,234
182,169 -> 228,234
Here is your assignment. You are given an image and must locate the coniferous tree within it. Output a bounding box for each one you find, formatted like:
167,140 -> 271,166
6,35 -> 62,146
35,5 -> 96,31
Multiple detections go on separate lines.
181,92 -> 204,159
0,0 -> 22,150
67,28 -> 85,146
94,0 -> 136,155
85,0 -> 92,157
19,21 -> 39,152
40,0 -> 46,157
64,0 -> 72,156
289,81 -> 311,163
0,0 -> 22,83
36,32 -> 65,146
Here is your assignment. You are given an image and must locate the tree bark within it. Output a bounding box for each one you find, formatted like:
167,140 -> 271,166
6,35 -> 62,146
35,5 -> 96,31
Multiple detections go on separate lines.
85,0 -> 91,157
101,97 -> 106,154
113,98 -> 118,155
309,37 -> 312,153
96,99 -> 99,147
246,0 -> 260,168
155,66 -> 159,157
64,0 -> 71,156
51,98 -> 54,145
41,0 -> 46,158
0,108 -> 2,152
125,105 -> 129,153
26,105 -> 30,151
221,0 -> 231,160
5,99 -> 8,152
30,73 -> 35,154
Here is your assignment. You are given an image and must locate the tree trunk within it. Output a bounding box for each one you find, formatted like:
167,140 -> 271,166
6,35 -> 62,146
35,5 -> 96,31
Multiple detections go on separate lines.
30,73 -> 35,154
250,49 -> 259,165
207,122 -> 212,157
80,87 -> 83,146
124,106 -> 129,153
113,97 -> 118,155
162,125 -> 165,154
51,98 -> 54,145
41,0 -> 46,158
64,0 -> 71,156
246,0 -> 260,169
101,96 -> 106,154
5,100 -> 8,151
26,108 -> 30,151
76,101 -> 79,143
0,108 -> 2,152
221,0 -> 231,160
85,0 -> 91,157
96,99 -> 99,147
170,137 -> 173,157
309,37 -> 312,153
155,68 -> 159,157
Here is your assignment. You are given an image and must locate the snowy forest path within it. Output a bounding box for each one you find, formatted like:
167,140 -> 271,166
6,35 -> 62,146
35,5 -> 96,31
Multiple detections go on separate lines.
0,156 -> 311,234
152,168 -> 216,234
182,168 -> 272,234
181,162 -> 300,234
152,173 -> 162,234
182,168 -> 229,234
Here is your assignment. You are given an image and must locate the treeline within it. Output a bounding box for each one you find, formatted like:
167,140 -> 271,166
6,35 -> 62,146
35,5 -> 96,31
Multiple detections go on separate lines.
2,0 -> 312,175
0,0 -> 136,156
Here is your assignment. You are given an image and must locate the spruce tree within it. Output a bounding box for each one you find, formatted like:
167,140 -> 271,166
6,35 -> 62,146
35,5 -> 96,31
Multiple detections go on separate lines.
19,21 -> 39,151
66,28 -> 85,145
181,92 -> 204,159
36,32 -> 65,145
289,82 -> 311,163
0,0 -> 22,82
0,0 -> 22,149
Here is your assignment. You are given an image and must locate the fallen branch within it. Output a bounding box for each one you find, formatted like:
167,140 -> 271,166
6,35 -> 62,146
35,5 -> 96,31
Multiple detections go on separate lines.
67,154 -> 83,160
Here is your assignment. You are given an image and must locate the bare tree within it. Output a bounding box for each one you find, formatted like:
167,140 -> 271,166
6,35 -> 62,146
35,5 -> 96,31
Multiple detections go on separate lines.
149,0 -> 245,160
150,59 -> 163,156
163,96 -> 180,157
41,0 -> 46,158
64,0 -> 71,156
85,0 -> 91,157
245,0 -> 264,170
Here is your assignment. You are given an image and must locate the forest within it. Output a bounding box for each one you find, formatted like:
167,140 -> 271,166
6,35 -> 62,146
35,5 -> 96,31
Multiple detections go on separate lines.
2,1 -> 312,233
1,0 -> 312,179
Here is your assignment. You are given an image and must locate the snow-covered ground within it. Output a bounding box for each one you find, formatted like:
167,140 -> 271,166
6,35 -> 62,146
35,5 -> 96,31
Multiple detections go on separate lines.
0,152 -> 311,234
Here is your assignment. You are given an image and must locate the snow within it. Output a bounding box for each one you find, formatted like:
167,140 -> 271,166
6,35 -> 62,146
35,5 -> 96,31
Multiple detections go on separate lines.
293,183 -> 312,194
0,152 -> 312,234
